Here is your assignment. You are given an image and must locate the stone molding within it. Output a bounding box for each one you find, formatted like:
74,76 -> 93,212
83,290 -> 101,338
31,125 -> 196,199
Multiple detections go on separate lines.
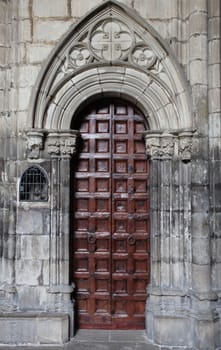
48,284 -> 75,294
143,130 -> 195,160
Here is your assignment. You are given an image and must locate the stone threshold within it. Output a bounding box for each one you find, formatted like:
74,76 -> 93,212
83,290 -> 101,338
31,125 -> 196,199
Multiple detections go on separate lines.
0,330 -> 199,350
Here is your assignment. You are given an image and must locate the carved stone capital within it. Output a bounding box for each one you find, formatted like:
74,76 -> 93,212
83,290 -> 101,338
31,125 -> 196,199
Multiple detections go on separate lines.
25,129 -> 44,159
178,131 -> 194,161
47,132 -> 60,155
144,130 -> 195,161
143,132 -> 175,160
47,130 -> 79,157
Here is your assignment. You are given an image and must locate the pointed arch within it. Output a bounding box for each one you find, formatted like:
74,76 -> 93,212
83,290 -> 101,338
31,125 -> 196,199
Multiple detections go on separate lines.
28,0 -> 193,132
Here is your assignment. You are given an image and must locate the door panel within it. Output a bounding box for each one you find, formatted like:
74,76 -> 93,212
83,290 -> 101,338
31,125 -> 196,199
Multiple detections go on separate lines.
72,101 -> 149,329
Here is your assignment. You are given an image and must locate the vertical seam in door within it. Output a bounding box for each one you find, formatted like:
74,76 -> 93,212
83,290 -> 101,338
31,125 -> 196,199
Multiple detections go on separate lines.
110,102 -> 113,319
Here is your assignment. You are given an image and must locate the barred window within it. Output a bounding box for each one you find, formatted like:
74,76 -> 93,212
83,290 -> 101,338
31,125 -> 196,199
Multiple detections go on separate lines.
19,166 -> 48,202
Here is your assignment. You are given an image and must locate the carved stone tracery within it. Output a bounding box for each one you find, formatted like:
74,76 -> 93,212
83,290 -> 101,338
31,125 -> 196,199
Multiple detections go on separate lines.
90,19 -> 133,61
60,17 -> 162,83
131,44 -> 157,69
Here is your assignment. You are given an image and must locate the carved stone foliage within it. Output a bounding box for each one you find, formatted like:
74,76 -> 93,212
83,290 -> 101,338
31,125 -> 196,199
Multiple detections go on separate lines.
47,131 -> 79,157
144,130 -> 195,160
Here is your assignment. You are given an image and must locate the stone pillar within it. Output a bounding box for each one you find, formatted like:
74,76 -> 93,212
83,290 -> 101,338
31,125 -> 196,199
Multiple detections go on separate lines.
46,130 -> 79,337
144,130 -> 194,347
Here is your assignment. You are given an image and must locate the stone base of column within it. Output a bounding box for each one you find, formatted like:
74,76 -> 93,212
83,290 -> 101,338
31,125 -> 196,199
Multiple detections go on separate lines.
0,312 -> 70,345
146,293 -> 219,349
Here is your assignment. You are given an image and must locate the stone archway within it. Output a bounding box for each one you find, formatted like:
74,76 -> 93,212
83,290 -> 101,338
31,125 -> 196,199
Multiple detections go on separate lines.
25,0 -> 195,345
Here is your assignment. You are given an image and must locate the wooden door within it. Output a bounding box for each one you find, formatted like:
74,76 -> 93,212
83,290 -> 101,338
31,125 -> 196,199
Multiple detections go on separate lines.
71,100 -> 150,329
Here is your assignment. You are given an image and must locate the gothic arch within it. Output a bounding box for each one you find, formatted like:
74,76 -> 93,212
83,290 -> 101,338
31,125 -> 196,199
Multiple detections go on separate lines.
28,0 -> 193,134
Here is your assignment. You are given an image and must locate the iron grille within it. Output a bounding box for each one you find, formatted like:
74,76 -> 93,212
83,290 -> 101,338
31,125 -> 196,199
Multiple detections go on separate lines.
19,166 -> 48,201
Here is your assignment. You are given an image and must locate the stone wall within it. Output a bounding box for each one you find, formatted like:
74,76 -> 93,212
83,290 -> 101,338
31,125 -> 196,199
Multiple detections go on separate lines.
0,0 -> 220,348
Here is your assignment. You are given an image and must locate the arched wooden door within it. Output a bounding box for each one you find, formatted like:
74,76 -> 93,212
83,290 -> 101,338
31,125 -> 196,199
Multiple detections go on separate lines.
71,100 -> 150,329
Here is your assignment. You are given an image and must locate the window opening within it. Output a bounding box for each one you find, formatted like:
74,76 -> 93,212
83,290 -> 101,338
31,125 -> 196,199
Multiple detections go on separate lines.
19,166 -> 48,202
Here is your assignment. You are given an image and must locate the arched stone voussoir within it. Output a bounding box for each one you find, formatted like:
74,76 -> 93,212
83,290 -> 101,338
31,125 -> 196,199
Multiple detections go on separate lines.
43,65 -> 181,131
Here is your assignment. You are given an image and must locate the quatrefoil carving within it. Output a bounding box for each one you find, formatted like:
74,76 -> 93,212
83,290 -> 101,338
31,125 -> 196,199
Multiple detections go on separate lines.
90,19 -> 133,61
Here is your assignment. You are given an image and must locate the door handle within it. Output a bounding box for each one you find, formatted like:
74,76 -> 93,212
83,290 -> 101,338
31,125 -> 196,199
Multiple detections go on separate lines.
87,232 -> 96,244
127,235 -> 136,245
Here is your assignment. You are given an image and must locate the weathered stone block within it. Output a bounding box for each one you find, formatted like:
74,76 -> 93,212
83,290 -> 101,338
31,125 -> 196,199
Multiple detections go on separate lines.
33,20 -> 72,42
18,0 -> 30,19
0,316 -> 36,343
16,259 -> 43,285
0,23 -> 6,46
33,0 -> 68,18
189,34 -> 207,61
37,315 -> 69,344
192,185 -> 209,213
195,319 -> 216,350
212,262 -> 221,289
10,42 -> 26,64
189,0 -> 207,12
192,212 -> 209,238
42,260 -> 49,285
18,87 -> 32,110
191,160 -> 208,185
172,262 -> 184,289
209,17 -> 220,39
192,237 -> 210,265
189,59 -> 207,85
209,137 -> 221,160
16,209 -> 50,235
0,47 -> 6,66
210,161 -> 221,186
189,12 -> 207,35
192,264 -> 211,292
0,1 -> 7,22
16,111 -> 28,131
18,19 -> 32,42
135,0 -> 178,20
0,313 -> 69,344
17,286 -> 48,311
0,70 -> 5,89
211,238 -> 221,263
17,65 -> 40,88
71,0 -> 103,18
208,0 -> 220,17
209,39 -> 220,65
21,235 -> 49,260
209,64 -> 221,89
153,316 -> 192,346
26,43 -> 53,63
209,88 -> 221,114
209,114 -> 221,137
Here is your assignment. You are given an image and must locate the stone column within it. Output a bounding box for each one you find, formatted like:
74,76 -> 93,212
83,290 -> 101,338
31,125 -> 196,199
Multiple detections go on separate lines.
47,130 -> 79,337
144,130 -> 194,347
